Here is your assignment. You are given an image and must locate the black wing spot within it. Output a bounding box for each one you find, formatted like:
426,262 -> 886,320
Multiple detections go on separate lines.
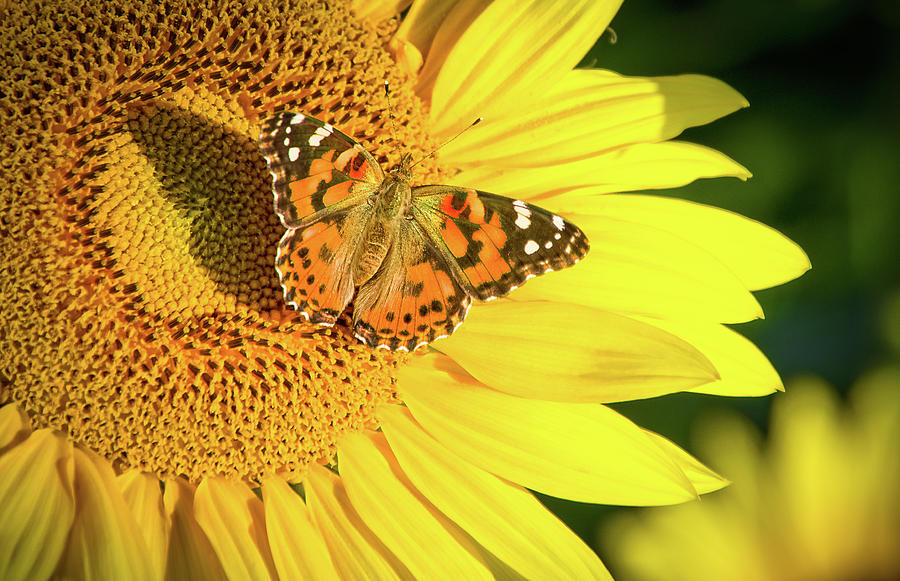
306,274 -> 316,285
418,304 -> 429,316
385,311 -> 395,322
430,300 -> 442,312
402,313 -> 412,324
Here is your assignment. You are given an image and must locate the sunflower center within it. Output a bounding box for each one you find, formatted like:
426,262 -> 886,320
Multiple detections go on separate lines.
1,0 -> 437,482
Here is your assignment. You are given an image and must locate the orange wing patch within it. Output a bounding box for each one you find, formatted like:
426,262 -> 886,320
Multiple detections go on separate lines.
353,223 -> 472,352
275,215 -> 356,326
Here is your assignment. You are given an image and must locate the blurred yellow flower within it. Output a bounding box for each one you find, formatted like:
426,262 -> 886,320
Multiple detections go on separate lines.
1,0 -> 808,578
602,367 -> 900,581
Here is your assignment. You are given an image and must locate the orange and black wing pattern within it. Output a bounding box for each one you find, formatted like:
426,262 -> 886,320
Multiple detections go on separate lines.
353,218 -> 472,352
259,112 -> 383,228
411,186 -> 589,301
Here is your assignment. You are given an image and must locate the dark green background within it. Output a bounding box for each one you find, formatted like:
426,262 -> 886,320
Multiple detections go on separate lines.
543,0 -> 900,567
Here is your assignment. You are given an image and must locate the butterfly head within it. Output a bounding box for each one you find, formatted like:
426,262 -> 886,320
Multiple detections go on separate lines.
389,153 -> 414,182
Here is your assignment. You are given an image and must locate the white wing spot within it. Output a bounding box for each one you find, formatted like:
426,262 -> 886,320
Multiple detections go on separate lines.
284,126 -> 291,134
554,232 -> 562,240
524,240 -> 540,255
308,134 -> 324,147
289,113 -> 306,124
515,214 -> 531,229
283,137 -> 290,146
323,123 -> 334,133
552,215 -> 566,231
544,241 -> 553,249
288,147 -> 300,161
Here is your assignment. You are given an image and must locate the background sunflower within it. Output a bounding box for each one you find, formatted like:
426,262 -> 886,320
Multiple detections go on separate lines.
572,0 -> 900,575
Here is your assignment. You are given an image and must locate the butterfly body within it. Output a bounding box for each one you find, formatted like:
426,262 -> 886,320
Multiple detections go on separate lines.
260,112 -> 589,351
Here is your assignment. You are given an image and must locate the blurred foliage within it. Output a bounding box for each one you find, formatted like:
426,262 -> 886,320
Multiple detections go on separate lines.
545,0 -> 900,554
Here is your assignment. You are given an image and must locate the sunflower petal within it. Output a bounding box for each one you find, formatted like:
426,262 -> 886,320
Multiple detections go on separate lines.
552,194 -> 812,291
443,71 -> 748,167
437,302 -> 719,402
0,429 -> 74,581
352,0 -> 411,22
0,405 -> 30,448
643,430 -> 729,495
339,431 -> 493,579
398,354 -> 699,504
633,316 -> 784,396
261,477 -> 340,580
163,478 -> 228,581
194,478 -> 278,581
379,404 -> 612,579
512,214 -> 763,323
429,0 -> 622,135
62,448 -> 153,580
305,465 -> 407,580
453,141 -> 750,198
118,470 -> 169,581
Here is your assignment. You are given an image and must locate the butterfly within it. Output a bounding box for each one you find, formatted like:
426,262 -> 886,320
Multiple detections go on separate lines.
259,112 -> 589,351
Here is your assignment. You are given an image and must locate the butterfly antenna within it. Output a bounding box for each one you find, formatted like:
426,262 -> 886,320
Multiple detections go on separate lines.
409,116 -> 483,169
383,81 -> 401,147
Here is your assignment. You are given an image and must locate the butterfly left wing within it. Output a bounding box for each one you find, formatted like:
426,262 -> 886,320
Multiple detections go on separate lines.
352,217 -> 473,352
410,186 -> 589,301
259,112 -> 384,228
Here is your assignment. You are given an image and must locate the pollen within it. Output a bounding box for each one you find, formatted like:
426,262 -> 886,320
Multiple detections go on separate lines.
0,0 -> 435,482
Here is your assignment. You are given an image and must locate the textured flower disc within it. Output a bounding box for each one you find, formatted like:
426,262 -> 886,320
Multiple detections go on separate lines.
0,0 -> 444,483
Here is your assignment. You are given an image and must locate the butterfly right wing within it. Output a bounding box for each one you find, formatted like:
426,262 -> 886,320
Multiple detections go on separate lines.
260,112 -> 384,324
259,112 -> 384,227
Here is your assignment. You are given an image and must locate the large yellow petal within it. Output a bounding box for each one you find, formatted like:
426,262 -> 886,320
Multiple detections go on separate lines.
305,465 -> 407,580
429,0 -> 622,135
339,431 -> 493,579
398,354 -> 699,505
437,302 -> 719,402
511,214 -> 763,323
0,429 -> 74,581
551,193 -> 812,291
443,71 -> 748,167
642,431 -> 729,495
395,0 -> 488,72
163,478 -> 228,581
118,470 -> 169,581
633,316 -> 784,397
0,404 -> 30,448
379,404 -> 612,579
261,477 -> 340,581
352,0 -> 411,22
452,141 -> 750,198
61,448 -> 153,581
194,478 -> 278,581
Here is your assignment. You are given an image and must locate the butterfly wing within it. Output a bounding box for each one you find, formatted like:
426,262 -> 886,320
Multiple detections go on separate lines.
259,112 -> 384,228
411,186 -> 589,301
352,218 -> 473,352
260,112 -> 384,324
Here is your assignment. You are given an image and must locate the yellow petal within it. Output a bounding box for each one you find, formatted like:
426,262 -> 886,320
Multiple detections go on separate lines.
512,213 -> 763,323
379,404 -> 613,579
163,477 -> 228,581
397,354 -> 699,504
352,0 -> 411,22
429,0 -> 622,135
0,429 -> 74,581
62,448 -> 153,580
642,431 -> 729,495
305,465 -> 406,580
437,302 -> 719,402
443,71 -> 748,167
194,478 -> 278,581
339,431 -> 493,579
118,470 -> 169,581
0,404 -> 30,448
261,477 -> 340,580
552,193 -> 812,291
453,141 -> 750,198
633,316 -> 784,397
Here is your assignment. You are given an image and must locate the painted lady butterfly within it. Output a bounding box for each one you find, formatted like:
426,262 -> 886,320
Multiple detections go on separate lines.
259,112 -> 589,351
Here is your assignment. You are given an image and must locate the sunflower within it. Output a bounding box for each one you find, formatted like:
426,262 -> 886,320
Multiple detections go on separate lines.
0,0 -> 809,579
602,368 -> 900,581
